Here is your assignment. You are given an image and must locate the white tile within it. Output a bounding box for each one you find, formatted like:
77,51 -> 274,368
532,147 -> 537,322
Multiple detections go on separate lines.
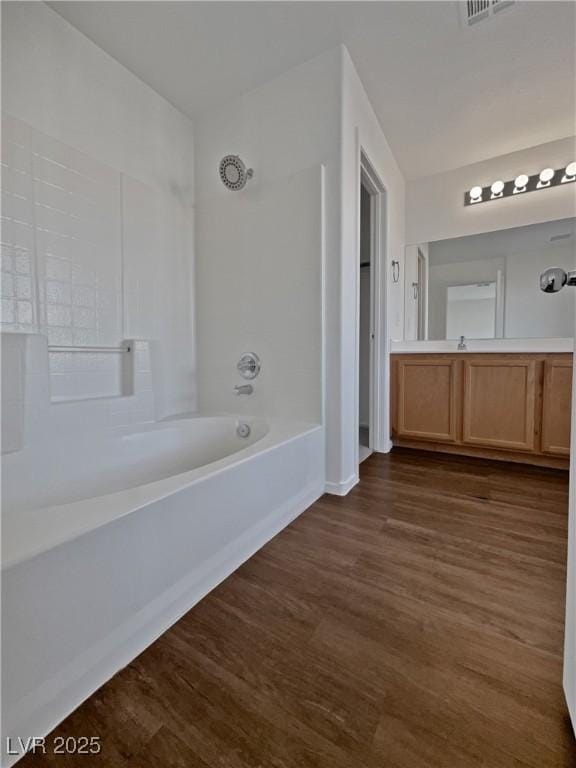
72,285 -> 95,308
71,263 -> 98,288
15,275 -> 32,299
47,326 -> 73,346
71,328 -> 98,346
1,274 -> 14,298
16,300 -> 33,325
46,280 -> 71,305
45,256 -> 71,282
46,304 -> 72,327
72,306 -> 96,329
14,252 -> 32,275
1,251 -> 13,274
10,220 -> 34,251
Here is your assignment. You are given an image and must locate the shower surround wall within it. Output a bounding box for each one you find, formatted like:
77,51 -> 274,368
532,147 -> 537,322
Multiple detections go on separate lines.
1,2 -> 195,420
194,46 -> 405,492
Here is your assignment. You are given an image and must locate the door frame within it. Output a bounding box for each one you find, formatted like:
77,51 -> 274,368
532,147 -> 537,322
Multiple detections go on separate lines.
355,149 -> 387,467
565,308 -> 576,731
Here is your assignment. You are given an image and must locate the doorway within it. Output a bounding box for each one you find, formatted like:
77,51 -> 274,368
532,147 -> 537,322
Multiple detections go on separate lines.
356,149 -> 386,474
359,182 -> 372,462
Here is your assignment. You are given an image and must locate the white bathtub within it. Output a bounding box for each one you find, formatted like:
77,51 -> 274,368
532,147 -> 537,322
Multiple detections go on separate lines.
1,415 -> 324,766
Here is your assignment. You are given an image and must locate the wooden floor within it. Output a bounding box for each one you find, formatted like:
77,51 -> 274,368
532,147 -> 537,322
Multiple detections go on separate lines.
21,450 -> 575,767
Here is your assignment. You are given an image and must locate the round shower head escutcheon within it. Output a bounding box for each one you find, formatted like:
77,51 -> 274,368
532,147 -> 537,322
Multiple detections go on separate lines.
219,155 -> 254,191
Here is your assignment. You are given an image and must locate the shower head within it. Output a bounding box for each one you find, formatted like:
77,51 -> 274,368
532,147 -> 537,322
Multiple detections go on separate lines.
219,155 -> 253,191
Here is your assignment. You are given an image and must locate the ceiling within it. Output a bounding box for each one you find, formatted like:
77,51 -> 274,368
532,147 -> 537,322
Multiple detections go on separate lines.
49,1 -> 576,179
429,217 -> 576,264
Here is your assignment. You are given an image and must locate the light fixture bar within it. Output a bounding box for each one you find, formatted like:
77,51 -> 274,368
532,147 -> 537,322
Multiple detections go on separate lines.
465,163 -> 576,206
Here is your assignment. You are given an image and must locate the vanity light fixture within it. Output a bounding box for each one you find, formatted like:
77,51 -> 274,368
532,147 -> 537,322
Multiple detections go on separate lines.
469,185 -> 483,204
562,162 -> 576,183
490,180 -> 505,198
537,167 -> 555,188
513,174 -> 529,193
464,162 -> 576,205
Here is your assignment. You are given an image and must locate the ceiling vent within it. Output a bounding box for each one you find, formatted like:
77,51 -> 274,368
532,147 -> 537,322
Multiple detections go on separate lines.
463,0 -> 515,26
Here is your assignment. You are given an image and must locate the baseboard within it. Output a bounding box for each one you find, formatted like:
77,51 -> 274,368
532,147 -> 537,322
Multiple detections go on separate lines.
2,480 -> 323,768
325,473 -> 359,496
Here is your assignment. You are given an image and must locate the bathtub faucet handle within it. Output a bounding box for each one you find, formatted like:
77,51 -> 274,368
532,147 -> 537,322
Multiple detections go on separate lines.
234,384 -> 253,395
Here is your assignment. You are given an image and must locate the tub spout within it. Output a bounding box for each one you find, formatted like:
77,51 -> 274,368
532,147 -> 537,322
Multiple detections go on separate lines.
234,384 -> 253,395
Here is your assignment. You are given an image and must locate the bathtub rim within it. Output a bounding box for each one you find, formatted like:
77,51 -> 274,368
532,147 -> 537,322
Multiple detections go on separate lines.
2,416 -> 322,571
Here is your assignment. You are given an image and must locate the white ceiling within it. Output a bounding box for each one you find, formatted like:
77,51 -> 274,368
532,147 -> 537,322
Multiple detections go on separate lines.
49,1 -> 576,179
429,217 -> 576,264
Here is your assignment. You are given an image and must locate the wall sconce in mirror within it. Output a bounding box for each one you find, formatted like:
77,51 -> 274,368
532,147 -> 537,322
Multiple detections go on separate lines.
464,162 -> 575,206
391,260 -> 400,283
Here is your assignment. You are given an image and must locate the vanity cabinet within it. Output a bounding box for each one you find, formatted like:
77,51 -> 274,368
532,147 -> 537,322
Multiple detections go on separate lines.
395,358 -> 459,442
461,358 -> 538,453
541,357 -> 573,456
391,353 -> 572,468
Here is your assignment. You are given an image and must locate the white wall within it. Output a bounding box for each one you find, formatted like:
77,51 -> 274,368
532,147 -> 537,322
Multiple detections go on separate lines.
194,47 -> 339,437
340,48 -> 405,487
196,165 -> 324,423
1,2 -> 195,419
194,46 -> 405,490
406,137 -> 576,245
194,47 -> 335,476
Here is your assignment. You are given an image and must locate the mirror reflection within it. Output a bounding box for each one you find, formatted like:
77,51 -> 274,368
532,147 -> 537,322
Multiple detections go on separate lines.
407,218 -> 576,341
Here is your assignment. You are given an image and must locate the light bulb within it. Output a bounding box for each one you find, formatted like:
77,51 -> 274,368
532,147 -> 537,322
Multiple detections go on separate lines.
469,185 -> 483,202
490,180 -> 504,197
514,174 -> 529,189
564,162 -> 576,180
539,167 -> 554,183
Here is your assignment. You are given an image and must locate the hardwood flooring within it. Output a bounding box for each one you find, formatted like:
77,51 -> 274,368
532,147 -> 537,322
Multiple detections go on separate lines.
20,450 -> 575,767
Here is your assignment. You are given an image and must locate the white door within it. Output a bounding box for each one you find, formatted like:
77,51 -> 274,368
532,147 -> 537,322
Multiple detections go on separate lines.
540,266 -> 575,731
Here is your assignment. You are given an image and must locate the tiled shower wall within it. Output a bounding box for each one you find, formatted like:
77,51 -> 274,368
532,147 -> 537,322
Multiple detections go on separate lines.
1,114 -> 191,404
2,114 -> 122,400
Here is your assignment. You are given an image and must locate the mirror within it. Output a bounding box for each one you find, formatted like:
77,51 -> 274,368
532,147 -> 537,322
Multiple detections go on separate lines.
446,282 -> 497,339
406,218 -> 576,340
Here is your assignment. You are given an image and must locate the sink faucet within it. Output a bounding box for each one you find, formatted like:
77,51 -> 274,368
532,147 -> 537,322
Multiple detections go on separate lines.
457,335 -> 467,351
234,384 -> 253,395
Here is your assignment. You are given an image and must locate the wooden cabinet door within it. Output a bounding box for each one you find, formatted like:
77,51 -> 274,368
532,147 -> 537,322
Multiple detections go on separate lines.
395,358 -> 459,442
462,358 -> 537,452
542,358 -> 573,456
